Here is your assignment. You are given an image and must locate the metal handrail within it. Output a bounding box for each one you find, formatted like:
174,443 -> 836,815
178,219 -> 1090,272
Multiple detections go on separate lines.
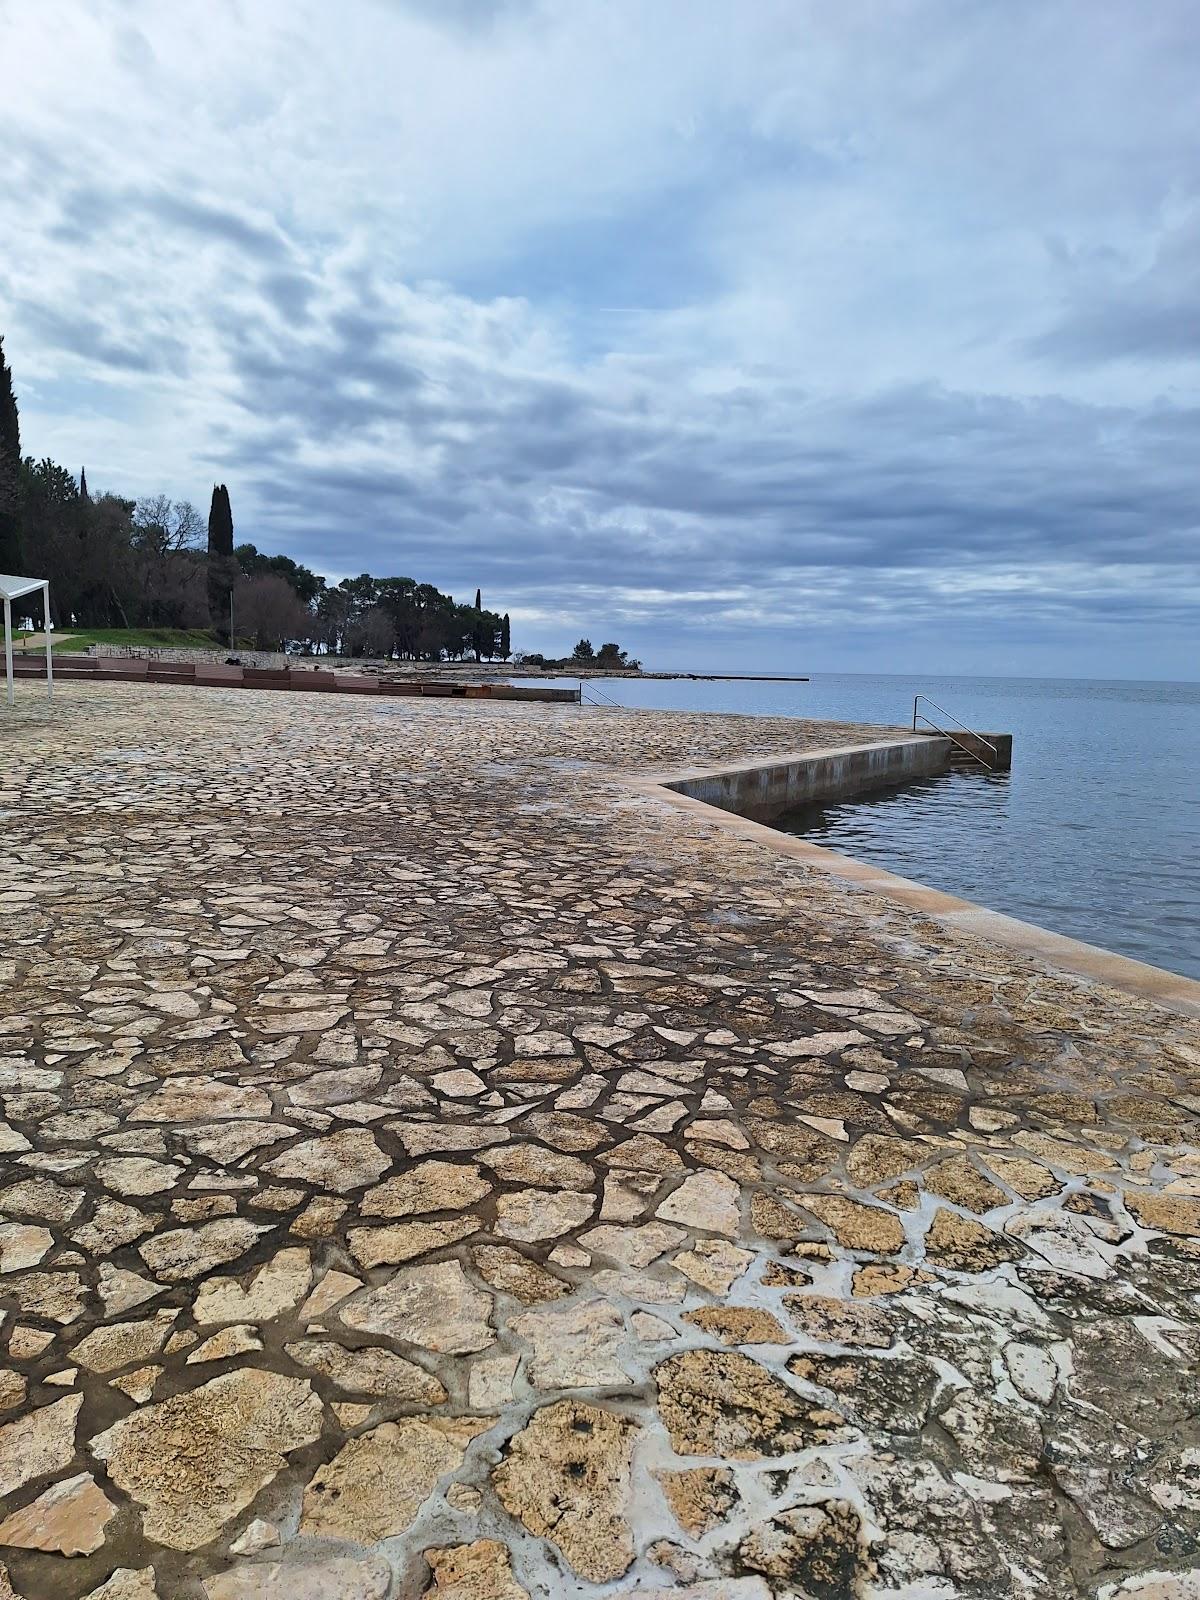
582,680 -> 623,708
911,695 -> 999,771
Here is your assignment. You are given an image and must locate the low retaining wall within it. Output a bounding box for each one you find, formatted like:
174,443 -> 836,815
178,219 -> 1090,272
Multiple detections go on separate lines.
9,656 -> 579,704
663,735 -> 953,823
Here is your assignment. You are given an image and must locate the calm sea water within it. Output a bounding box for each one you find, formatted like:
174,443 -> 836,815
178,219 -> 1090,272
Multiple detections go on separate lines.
547,672 -> 1200,981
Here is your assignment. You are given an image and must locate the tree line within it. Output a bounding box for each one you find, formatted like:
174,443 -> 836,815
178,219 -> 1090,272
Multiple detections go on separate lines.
0,336 -> 509,659
1,334 -> 639,668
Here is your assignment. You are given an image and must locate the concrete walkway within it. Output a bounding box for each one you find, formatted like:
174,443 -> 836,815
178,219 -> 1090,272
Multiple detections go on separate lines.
0,683 -> 1197,1599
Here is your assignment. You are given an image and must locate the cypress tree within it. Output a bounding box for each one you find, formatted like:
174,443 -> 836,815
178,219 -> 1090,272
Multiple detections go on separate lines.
500,613 -> 510,659
207,483 -> 236,642
0,334 -> 22,571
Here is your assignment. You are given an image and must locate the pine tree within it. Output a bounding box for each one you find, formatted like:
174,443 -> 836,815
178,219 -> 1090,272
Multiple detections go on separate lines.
0,334 -> 22,571
207,483 -> 236,642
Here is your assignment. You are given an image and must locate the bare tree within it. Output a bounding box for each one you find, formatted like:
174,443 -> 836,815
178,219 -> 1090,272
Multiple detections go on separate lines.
234,573 -> 306,650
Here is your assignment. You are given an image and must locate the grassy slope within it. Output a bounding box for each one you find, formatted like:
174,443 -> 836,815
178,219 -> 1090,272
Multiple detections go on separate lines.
27,627 -> 223,654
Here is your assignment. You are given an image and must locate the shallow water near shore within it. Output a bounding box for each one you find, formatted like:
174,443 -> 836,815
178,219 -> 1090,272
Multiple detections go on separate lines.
535,671 -> 1200,981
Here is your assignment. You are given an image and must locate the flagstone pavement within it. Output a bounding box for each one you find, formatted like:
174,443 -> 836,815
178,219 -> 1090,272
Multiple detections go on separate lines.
1,682 -> 1198,1600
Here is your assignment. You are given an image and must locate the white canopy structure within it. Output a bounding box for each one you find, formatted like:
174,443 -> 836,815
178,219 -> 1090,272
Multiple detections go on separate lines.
1,574 -> 53,707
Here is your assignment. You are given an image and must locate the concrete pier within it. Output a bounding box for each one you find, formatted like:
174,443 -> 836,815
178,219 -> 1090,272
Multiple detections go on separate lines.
0,682 -> 1197,1600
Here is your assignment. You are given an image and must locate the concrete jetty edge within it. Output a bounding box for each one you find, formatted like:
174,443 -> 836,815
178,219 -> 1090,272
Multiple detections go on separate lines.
629,737 -> 1200,1020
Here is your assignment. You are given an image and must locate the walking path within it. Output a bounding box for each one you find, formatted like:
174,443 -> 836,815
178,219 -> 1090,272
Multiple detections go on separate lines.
0,683 -> 1197,1600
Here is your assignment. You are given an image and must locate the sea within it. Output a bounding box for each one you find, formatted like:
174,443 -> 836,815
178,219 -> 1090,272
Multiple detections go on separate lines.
546,672 -> 1200,982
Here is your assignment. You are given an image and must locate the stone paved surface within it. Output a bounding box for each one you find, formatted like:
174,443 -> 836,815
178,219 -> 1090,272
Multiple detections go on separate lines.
1,683 -> 1199,1600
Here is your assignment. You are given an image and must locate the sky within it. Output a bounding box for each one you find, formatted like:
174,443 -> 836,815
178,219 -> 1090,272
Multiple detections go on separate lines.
1,0 -> 1197,676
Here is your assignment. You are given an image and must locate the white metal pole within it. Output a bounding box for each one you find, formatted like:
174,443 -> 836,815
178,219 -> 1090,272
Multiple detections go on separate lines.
4,597 -> 13,707
43,582 -> 53,700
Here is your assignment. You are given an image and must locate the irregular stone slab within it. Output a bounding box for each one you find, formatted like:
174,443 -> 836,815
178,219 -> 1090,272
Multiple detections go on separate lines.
193,1247 -> 312,1324
0,1223 -> 53,1274
937,1390 -> 1043,1481
843,1135 -> 915,1188
655,1350 -> 843,1459
656,1171 -> 741,1236
94,1157 -> 183,1197
787,1351 -> 937,1434
204,1555 -> 392,1599
925,1208 -> 1024,1272
285,1338 -> 447,1402
0,1395 -> 82,1497
264,1130 -> 389,1193
348,1215 -> 480,1269
98,1264 -> 163,1317
1004,1341 -> 1058,1405
181,1122 -> 293,1162
1124,1191 -> 1200,1238
300,1417 -> 493,1542
90,1369 -> 322,1550
0,1470 -> 116,1555
359,1161 -> 491,1217
657,1467 -> 738,1536
72,1309 -> 178,1373
289,1066 -> 382,1106
493,1400 -> 636,1583
683,1307 -> 788,1345
985,1153 -> 1059,1200
132,1078 -> 272,1121
7,1269 -> 85,1323
495,1189 -> 595,1242
112,1366 -> 161,1404
424,1539 -> 530,1597
479,1143 -> 594,1190
81,1571 -> 159,1600
923,1154 -> 1009,1214
471,1246 -> 570,1305
783,1294 -> 894,1349
187,1325 -> 264,1363
392,1122 -> 509,1156
739,1501 -> 867,1593
138,1218 -> 267,1282
300,1270 -> 362,1320
800,1194 -> 905,1254
579,1221 -> 686,1267
512,1297 -> 633,1389
518,1112 -> 609,1152
0,1178 -> 84,1222
230,1518 -> 280,1555
76,1202 -> 154,1255
341,1260 -> 494,1353
1006,1208 -> 1114,1278
600,1134 -> 684,1174
673,1240 -> 754,1295
467,1352 -> 520,1409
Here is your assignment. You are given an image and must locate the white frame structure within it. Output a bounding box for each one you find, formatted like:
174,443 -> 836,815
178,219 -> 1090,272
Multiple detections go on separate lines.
1,574 -> 53,707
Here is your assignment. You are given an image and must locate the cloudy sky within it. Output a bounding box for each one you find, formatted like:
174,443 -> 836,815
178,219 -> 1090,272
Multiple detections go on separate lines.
1,0 -> 1196,675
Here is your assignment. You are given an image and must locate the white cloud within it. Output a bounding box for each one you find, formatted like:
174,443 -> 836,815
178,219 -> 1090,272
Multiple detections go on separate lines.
0,0 -> 1196,674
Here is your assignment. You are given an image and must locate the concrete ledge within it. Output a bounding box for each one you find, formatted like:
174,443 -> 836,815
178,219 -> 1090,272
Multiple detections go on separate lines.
663,735 -> 951,822
633,741 -> 1200,1021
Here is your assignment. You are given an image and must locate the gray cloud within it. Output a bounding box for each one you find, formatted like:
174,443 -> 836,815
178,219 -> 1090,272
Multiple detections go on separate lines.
1,0 -> 1196,674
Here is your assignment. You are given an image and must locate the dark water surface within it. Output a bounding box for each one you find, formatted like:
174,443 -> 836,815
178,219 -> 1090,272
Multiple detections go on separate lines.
551,673 -> 1200,981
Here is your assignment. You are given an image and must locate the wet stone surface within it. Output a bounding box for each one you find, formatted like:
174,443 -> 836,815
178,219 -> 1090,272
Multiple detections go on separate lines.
0,682 -> 1199,1597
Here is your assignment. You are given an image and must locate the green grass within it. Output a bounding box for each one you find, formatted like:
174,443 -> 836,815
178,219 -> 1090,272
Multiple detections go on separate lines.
20,627 -> 223,654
